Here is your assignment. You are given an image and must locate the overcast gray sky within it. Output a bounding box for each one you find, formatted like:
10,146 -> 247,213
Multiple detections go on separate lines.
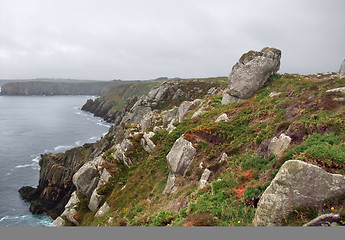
0,0 -> 344,80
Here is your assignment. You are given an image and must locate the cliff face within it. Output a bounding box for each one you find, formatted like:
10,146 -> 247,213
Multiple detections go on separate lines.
19,138 -> 112,218
0,80 -> 133,96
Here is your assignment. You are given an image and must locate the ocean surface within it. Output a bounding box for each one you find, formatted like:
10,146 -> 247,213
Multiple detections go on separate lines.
0,95 -> 112,226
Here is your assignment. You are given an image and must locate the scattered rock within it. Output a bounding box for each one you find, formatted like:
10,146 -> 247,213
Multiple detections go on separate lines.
88,189 -> 104,212
221,90 -> 240,105
113,138 -> 133,166
228,47 -> 281,99
326,87 -> 345,94
207,87 -> 221,95
161,107 -> 178,126
162,173 -> 178,194
268,133 -> 291,158
51,216 -> 65,227
253,160 -> 345,226
199,168 -> 212,189
218,153 -> 228,163
166,136 -> 196,175
95,202 -> 111,218
269,92 -> 281,97
215,113 -> 229,123
191,105 -> 207,119
178,99 -> 202,122
140,132 -> 156,153
61,191 -> 80,225
339,59 -> 345,78
303,213 -> 341,227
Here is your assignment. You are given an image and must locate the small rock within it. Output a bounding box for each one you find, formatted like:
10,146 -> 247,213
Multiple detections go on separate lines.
51,216 -> 65,227
268,133 -> 291,158
163,173 -> 177,194
326,87 -> 345,94
303,213 -> 340,227
269,92 -> 281,97
221,90 -> 240,105
215,113 -> 229,123
191,105 -> 207,119
218,153 -> 228,163
199,168 -> 212,189
95,202 -> 111,218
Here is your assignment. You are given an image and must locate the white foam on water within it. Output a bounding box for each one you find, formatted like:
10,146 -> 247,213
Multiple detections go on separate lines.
54,145 -> 73,152
97,122 -> 111,128
89,136 -> 98,140
32,156 -> 40,163
75,141 -> 81,146
14,164 -> 35,169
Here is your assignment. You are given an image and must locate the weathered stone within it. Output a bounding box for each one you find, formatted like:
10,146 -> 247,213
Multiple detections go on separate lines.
166,136 -> 196,175
167,121 -> 176,133
172,88 -> 185,99
178,99 -> 202,122
339,59 -> 345,78
72,159 -> 101,198
253,160 -> 345,226
98,168 -> 111,187
303,213 -> 340,227
268,133 -> 291,158
218,152 -> 228,163
140,132 -> 156,153
51,216 -> 65,227
163,173 -> 177,194
191,105 -> 207,119
326,87 -> 345,94
161,107 -> 178,125
207,87 -> 220,95
95,202 -> 111,218
199,168 -> 212,189
113,138 -> 133,166
228,47 -> 281,99
269,92 -> 281,97
215,113 -> 229,123
221,90 -> 240,105
61,191 -> 80,225
88,189 -> 104,212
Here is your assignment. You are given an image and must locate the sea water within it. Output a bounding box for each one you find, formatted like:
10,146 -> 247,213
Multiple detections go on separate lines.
0,95 -> 112,226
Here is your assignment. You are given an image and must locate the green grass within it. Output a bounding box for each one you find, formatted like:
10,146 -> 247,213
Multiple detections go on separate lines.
75,73 -> 345,226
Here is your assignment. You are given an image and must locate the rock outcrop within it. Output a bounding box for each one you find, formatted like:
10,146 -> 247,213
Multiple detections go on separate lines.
72,156 -> 103,198
163,136 -> 196,194
199,169 -> 212,189
224,47 -> 281,101
326,87 -> 345,94
339,59 -> 345,78
166,136 -> 196,176
253,160 -> 345,226
18,140 -> 109,219
268,133 -> 291,158
303,213 -> 341,227
215,113 -> 229,123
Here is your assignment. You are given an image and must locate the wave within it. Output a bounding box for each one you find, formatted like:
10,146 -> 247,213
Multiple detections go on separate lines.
32,156 -> 40,163
0,214 -> 52,226
54,145 -> 74,152
97,122 -> 111,128
14,163 -> 36,169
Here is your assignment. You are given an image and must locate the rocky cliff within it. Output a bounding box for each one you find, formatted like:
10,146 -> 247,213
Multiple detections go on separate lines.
20,49 -> 345,227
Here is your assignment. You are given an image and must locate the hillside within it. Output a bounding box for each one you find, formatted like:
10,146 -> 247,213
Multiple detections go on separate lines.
0,79 -> 135,96
19,48 -> 345,227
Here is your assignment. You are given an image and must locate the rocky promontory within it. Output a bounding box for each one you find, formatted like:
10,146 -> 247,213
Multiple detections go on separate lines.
20,48 -> 345,227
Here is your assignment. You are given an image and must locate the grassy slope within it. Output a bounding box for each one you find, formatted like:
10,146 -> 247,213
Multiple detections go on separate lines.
75,73 -> 345,226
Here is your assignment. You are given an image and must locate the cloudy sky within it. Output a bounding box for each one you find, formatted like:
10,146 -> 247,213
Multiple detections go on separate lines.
0,0 -> 344,80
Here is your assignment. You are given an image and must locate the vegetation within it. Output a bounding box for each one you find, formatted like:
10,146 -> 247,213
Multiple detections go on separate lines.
74,72 -> 345,226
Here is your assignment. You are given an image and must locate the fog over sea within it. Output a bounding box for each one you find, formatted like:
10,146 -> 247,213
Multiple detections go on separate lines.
0,95 -> 112,226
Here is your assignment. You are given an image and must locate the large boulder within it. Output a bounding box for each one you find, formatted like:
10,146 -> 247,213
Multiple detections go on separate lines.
88,169 -> 112,211
228,47 -> 281,99
61,191 -> 80,225
253,160 -> 345,226
339,59 -> 345,78
166,136 -> 196,175
113,138 -> 133,166
140,132 -> 156,153
72,157 -> 103,198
